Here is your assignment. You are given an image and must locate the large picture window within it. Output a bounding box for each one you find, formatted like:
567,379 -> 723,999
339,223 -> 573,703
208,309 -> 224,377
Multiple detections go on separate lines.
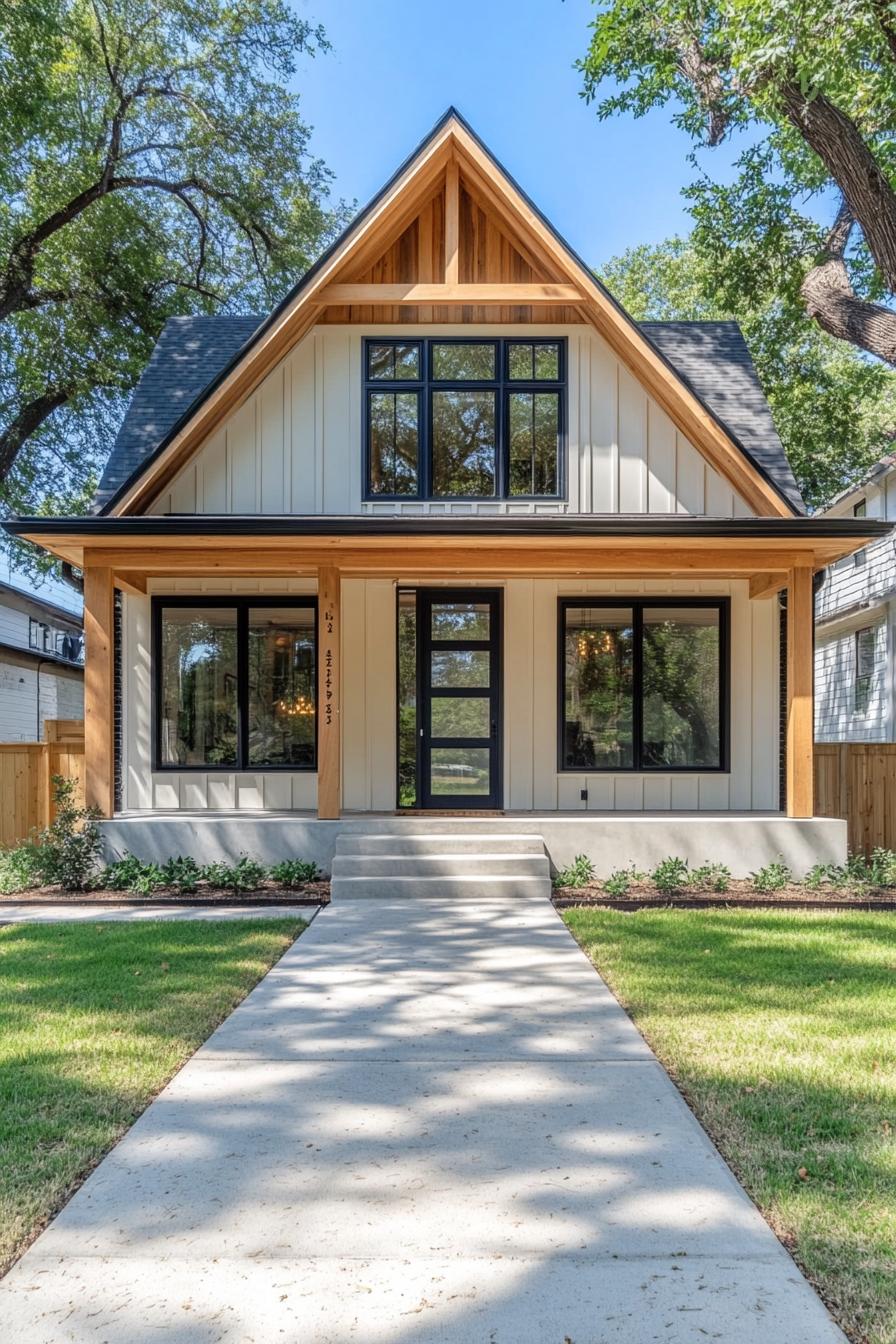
154,598 -> 316,770
559,599 -> 728,772
364,338 -> 565,500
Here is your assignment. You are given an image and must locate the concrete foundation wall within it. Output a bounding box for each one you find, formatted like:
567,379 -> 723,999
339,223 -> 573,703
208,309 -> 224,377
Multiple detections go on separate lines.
100,813 -> 847,879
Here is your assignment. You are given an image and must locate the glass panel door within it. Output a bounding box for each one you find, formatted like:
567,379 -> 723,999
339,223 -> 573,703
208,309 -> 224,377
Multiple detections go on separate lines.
418,590 -> 501,809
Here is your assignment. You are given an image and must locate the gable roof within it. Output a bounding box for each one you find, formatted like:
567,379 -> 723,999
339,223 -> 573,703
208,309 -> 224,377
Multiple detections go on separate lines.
96,107 -> 803,518
641,323 -> 802,512
96,313 -> 802,514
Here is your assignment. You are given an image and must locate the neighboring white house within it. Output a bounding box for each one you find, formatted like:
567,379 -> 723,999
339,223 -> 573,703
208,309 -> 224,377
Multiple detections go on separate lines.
0,555 -> 84,741
815,454 -> 896,742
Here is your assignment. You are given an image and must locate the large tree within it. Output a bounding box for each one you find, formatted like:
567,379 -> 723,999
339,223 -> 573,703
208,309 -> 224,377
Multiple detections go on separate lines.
579,1 -> 896,368
600,236 -> 896,507
0,0 -> 341,519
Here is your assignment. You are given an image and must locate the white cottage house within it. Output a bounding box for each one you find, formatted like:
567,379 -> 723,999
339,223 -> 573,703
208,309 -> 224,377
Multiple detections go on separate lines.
5,112 -> 883,887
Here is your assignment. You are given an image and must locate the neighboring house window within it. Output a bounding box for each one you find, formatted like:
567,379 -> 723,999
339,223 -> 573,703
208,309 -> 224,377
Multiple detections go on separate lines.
854,498 -> 867,567
153,599 -> 317,770
855,625 -> 876,713
559,599 -> 729,772
364,338 -> 565,500
28,618 -> 40,650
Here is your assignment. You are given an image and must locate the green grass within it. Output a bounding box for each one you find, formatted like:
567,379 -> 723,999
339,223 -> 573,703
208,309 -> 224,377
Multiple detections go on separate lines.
0,918 -> 304,1275
562,908 -> 896,1344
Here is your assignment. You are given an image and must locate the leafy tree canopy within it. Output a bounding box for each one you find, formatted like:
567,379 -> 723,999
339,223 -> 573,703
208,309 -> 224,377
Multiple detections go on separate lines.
0,0 -> 343,532
580,1 -> 896,374
599,236 -> 896,508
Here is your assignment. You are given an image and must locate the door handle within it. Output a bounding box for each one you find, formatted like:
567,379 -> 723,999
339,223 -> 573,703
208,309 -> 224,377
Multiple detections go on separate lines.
491,720 -> 497,742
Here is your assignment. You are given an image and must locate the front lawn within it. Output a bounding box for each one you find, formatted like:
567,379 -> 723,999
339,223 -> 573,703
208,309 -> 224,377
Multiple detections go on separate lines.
0,918 -> 304,1275
562,908 -> 896,1344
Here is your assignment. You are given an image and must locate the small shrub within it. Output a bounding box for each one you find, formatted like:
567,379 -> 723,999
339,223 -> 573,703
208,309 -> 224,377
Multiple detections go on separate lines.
804,862 -> 835,890
0,843 -> 43,893
691,862 -> 731,893
269,859 -> 320,888
651,856 -> 690,895
160,855 -> 202,895
202,855 -> 266,894
128,863 -> 166,897
552,854 -> 596,889
603,868 -> 633,897
751,859 -> 792,893
869,847 -> 896,888
30,776 -> 103,892
102,855 -> 148,891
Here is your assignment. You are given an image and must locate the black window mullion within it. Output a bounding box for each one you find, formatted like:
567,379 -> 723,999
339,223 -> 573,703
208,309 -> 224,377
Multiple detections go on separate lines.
633,605 -> 644,772
237,604 -> 249,770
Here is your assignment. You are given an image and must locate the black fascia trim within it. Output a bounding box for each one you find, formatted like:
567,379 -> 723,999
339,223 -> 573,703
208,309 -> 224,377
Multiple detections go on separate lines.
151,595 -> 318,774
557,596 -> 730,775
96,105 -> 803,518
362,336 -> 567,503
8,514 -> 892,540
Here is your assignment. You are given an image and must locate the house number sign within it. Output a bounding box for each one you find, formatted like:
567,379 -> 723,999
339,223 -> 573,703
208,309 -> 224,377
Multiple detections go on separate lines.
323,605 -> 336,728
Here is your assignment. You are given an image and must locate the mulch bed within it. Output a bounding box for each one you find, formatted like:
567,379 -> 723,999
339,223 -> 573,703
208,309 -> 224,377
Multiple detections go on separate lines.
0,880 -> 331,906
553,879 -> 896,911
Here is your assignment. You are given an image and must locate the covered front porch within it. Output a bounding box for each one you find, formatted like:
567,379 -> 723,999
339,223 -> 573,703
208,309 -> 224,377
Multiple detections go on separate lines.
8,515 -> 887,859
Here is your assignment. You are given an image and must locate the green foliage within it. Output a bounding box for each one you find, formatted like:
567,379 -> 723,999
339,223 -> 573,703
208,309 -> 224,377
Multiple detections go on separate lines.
201,856 -> 266,895
599,237 -> 896,508
102,855 -> 148,891
650,856 -> 691,894
581,0 -> 896,503
28,776 -> 103,892
159,856 -> 202,895
552,853 -> 596,889
691,861 -> 731,893
603,867 -> 634,897
269,859 -> 320,888
0,0 -> 343,536
0,844 -> 43,894
751,859 -> 792,893
804,862 -> 835,891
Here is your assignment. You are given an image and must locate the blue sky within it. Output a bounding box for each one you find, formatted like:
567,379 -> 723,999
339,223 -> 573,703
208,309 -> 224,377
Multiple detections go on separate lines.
291,0 -> 728,267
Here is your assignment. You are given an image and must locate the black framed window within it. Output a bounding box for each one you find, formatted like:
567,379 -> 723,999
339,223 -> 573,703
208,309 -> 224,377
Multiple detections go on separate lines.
854,624 -> 876,713
364,337 -> 565,500
559,598 -> 729,772
153,597 -> 317,771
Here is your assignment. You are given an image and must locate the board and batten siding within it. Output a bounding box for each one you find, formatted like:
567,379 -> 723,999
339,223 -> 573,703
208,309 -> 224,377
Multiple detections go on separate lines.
120,576 -> 777,813
148,324 -> 754,518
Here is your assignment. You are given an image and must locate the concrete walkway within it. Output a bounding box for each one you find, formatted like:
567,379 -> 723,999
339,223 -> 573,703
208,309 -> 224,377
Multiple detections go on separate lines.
0,902 -> 311,923
0,896 -> 845,1343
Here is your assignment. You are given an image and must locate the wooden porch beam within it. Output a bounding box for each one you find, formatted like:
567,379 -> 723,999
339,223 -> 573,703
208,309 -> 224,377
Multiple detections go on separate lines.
83,566 -> 115,818
82,544 -> 825,576
786,563 -> 815,818
113,572 -> 147,596
318,283 -> 582,305
749,572 -> 786,600
317,565 -> 341,820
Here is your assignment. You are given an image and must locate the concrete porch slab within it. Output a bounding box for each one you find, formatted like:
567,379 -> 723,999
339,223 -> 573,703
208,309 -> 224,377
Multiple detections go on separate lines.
101,811 -> 847,877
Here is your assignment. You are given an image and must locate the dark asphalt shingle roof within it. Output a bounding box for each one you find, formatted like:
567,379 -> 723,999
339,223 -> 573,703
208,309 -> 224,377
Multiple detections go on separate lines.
94,315 -> 263,510
95,315 -> 804,514
641,321 -> 803,513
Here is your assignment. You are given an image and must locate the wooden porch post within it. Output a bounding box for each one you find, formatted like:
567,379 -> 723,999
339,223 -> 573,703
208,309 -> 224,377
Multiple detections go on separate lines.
317,565 -> 341,819
83,565 -> 115,817
786,562 -> 815,818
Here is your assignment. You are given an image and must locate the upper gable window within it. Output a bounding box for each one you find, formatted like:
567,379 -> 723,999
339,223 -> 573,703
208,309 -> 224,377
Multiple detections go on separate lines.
364,338 -> 565,500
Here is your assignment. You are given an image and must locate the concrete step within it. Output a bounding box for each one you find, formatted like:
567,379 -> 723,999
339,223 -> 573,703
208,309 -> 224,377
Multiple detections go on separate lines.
330,874 -> 552,900
331,853 -> 551,879
334,833 -> 546,857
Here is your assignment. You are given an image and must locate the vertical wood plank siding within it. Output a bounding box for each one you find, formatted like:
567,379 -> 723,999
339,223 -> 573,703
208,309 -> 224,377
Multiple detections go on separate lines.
149,325 -> 752,520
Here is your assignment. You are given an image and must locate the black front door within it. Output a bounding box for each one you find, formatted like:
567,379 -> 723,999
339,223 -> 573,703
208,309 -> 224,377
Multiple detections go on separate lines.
417,589 -> 502,810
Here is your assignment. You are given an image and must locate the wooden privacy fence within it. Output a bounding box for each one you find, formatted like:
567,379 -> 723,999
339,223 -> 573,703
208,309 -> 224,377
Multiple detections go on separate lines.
815,742 -> 896,855
0,720 -> 85,848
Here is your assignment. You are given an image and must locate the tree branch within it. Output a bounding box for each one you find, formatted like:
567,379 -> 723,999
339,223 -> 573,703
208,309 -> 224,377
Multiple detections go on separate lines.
873,0 -> 896,64
780,81 -> 896,294
801,198 -> 896,364
0,389 -> 71,484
